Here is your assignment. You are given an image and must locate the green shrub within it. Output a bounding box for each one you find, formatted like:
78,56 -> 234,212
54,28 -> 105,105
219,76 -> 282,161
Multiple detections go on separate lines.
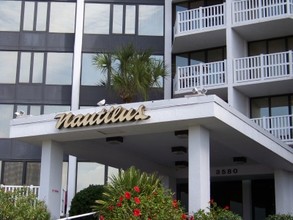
0,188 -> 50,220
94,166 -> 187,220
69,185 -> 105,220
266,214 -> 293,220
193,200 -> 242,220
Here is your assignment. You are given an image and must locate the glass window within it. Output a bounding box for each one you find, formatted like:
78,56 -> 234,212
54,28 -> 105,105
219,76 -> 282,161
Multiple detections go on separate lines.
23,2 -> 35,31
0,105 -> 14,138
125,5 -> 136,34
113,5 -> 123,34
175,54 -> 189,67
271,96 -> 289,116
62,162 -> 68,190
30,105 -> 41,116
26,162 -> 40,185
207,48 -> 224,62
0,1 -> 21,31
36,2 -> 48,31
43,105 -> 70,114
84,4 -> 110,34
32,53 -> 44,83
288,37 -> 293,50
77,162 -> 105,192
190,51 -> 205,65
107,166 -> 119,183
19,53 -> 31,83
268,39 -> 286,53
151,55 -> 164,88
16,105 -> 28,116
251,98 -> 269,118
249,41 -> 266,56
81,53 -> 107,86
0,161 -> 2,183
46,53 -> 73,85
3,162 -> 23,185
139,5 -> 164,36
49,2 -> 75,33
0,51 -> 18,84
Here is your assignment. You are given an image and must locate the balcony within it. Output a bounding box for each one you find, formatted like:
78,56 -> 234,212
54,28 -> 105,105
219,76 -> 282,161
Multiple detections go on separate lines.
252,115 -> 293,145
173,60 -> 227,95
232,0 -> 293,41
233,51 -> 293,96
173,3 -> 226,53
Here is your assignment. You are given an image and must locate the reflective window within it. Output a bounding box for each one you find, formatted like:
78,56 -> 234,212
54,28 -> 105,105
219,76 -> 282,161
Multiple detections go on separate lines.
84,4 -> 110,34
46,53 -> 73,85
43,105 -> 70,114
151,55 -> 164,88
0,1 -> 21,31
30,105 -> 41,116
16,105 -> 28,116
107,166 -> 119,183
251,98 -> 269,118
0,105 -> 14,138
23,2 -> 35,31
19,53 -> 31,83
125,5 -> 136,34
77,162 -> 105,192
271,96 -> 289,116
49,2 -> 75,33
32,53 -> 44,83
36,2 -> 48,31
0,51 -> 18,84
113,5 -> 123,34
139,5 -> 164,36
26,162 -> 40,185
3,162 -> 23,185
81,53 -> 107,86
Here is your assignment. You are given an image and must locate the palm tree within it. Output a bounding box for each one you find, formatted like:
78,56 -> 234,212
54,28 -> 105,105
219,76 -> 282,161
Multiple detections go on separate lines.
93,44 -> 167,103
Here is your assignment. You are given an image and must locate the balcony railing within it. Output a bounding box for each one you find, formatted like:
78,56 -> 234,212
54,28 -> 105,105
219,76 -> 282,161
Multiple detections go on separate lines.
252,115 -> 293,142
233,0 -> 293,24
174,60 -> 226,93
234,50 -> 293,83
174,3 -> 226,35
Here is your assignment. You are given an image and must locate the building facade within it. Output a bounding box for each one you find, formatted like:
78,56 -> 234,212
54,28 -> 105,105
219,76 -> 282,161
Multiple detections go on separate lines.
1,0 -> 293,219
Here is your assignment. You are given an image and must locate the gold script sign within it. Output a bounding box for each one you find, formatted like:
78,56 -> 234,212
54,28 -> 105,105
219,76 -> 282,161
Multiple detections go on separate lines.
54,105 -> 150,129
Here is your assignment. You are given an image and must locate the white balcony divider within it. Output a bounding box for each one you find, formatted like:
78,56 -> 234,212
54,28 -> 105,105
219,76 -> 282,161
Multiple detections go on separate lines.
233,0 -> 293,24
175,3 -> 225,35
174,60 -> 226,93
234,50 -> 293,83
252,115 -> 293,142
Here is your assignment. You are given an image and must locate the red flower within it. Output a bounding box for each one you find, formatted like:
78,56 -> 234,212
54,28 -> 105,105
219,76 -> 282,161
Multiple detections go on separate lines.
133,208 -> 141,216
119,196 -> 124,202
108,205 -> 114,211
224,205 -> 229,210
134,197 -> 141,204
124,191 -> 131,199
134,186 -> 140,193
99,215 -> 104,220
189,216 -> 194,220
181,213 -> 187,219
172,199 -> 178,208
117,202 -> 122,207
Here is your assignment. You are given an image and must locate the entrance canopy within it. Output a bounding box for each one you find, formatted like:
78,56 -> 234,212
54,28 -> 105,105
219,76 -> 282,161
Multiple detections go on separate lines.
10,95 -> 293,176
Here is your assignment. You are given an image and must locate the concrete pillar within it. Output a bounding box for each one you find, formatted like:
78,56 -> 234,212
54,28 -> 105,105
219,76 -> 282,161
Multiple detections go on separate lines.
274,170 -> 293,215
39,140 -> 63,219
242,180 -> 252,220
188,126 -> 210,214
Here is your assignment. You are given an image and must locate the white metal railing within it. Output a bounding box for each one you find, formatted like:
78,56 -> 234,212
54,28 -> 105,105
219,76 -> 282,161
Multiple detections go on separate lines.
175,3 -> 225,35
57,212 -> 96,220
252,115 -> 293,142
234,50 -> 293,83
0,185 -> 67,217
233,0 -> 293,24
174,60 -> 226,93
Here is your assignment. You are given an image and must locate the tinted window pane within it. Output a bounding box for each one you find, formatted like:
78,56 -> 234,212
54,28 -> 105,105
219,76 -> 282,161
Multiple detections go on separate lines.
23,2 -> 35,31
49,2 -> 75,33
84,4 -> 110,34
190,51 -> 205,64
30,105 -> 41,116
19,52 -> 31,83
3,162 -> 23,185
271,96 -> 289,116
0,1 -> 21,31
113,5 -> 123,34
125,5 -> 136,34
43,105 -> 70,114
26,162 -> 40,185
139,5 -> 164,36
251,98 -> 269,118
249,41 -> 266,56
268,39 -> 286,53
32,53 -> 44,83
46,53 -> 73,85
0,105 -> 14,138
81,53 -> 107,86
36,2 -> 47,31
0,51 -> 17,84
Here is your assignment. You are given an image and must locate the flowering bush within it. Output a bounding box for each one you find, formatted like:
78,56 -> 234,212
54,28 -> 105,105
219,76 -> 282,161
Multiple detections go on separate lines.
266,214 -> 293,220
93,166 -> 187,220
192,200 -> 242,220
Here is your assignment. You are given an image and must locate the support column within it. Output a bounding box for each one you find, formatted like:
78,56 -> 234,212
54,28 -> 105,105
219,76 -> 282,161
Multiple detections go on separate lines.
242,180 -> 252,220
274,170 -> 293,215
39,140 -> 63,220
188,126 -> 210,215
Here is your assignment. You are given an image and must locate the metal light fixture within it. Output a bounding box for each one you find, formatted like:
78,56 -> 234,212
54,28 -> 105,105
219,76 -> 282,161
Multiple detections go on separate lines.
171,146 -> 187,155
174,130 -> 188,138
175,161 -> 188,168
106,136 -> 123,144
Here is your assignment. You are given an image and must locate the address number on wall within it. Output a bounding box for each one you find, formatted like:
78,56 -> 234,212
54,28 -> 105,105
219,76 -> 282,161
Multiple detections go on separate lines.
215,168 -> 238,175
